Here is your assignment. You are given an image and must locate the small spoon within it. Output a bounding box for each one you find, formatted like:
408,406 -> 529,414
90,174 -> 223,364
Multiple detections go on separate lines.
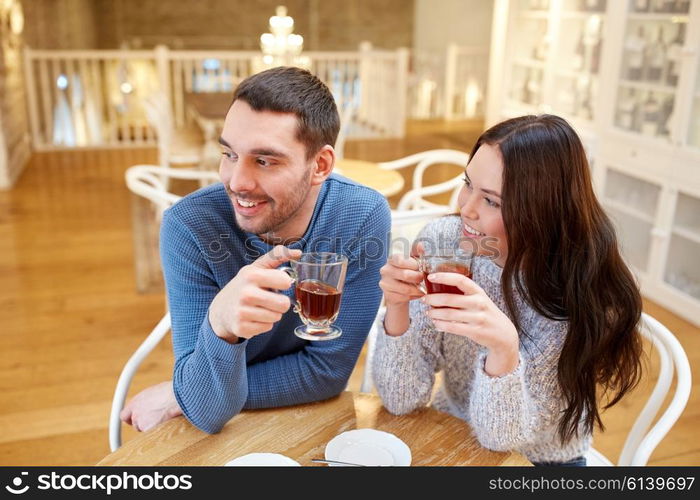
311,458 -> 365,467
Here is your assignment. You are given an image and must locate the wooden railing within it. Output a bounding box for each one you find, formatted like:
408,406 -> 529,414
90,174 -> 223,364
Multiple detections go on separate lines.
163,48 -> 255,129
23,49 -> 159,149
24,45 -> 410,151
23,43 -> 486,150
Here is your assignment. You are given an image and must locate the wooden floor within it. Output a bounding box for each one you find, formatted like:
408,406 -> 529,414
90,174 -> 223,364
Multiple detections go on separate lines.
0,120 -> 697,465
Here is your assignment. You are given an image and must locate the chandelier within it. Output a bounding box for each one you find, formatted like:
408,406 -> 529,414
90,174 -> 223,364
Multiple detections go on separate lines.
259,6 -> 309,69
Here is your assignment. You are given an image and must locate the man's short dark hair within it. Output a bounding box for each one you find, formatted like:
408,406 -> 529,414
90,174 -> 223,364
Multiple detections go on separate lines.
233,66 -> 340,158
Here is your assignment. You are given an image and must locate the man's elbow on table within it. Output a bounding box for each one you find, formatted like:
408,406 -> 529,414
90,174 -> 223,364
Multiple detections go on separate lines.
178,402 -> 246,435
325,376 -> 351,399
174,384 -> 248,435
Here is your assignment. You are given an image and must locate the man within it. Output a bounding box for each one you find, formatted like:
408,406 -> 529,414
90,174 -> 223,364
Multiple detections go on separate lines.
121,67 -> 391,434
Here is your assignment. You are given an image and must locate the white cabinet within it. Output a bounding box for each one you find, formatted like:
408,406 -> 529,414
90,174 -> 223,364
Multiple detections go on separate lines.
487,0 -> 700,325
659,188 -> 700,318
602,170 -> 660,275
487,0 -> 608,144
613,8 -> 690,141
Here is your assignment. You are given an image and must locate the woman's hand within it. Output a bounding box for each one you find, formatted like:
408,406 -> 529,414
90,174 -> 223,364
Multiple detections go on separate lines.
421,271 -> 520,376
379,254 -> 425,307
379,253 -> 425,336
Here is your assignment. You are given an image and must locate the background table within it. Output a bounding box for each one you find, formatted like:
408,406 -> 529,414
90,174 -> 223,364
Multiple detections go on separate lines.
185,92 -> 231,165
186,91 -> 232,123
98,392 -> 530,466
335,158 -> 405,197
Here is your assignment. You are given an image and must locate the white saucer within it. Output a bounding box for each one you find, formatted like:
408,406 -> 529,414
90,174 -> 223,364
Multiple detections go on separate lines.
325,429 -> 411,466
225,453 -> 300,466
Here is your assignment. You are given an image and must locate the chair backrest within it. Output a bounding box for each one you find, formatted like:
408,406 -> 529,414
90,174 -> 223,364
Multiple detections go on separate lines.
144,91 -> 173,130
334,103 -> 355,160
360,306 -> 386,394
109,313 -> 172,452
389,206 -> 454,257
142,92 -> 175,166
125,164 -> 220,218
616,312 -> 692,466
377,149 -> 469,211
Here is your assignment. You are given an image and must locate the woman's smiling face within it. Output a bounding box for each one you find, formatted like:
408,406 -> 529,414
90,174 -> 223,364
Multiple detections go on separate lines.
457,143 -> 508,267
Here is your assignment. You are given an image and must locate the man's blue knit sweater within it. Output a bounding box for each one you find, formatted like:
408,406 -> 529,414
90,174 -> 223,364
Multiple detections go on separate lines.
160,173 -> 391,433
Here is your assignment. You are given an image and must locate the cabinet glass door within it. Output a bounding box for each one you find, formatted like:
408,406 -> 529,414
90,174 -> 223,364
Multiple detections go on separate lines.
602,167 -> 661,273
665,191 -> 700,299
689,33 -> 700,147
506,0 -> 551,111
614,0 -> 691,140
551,0 -> 607,122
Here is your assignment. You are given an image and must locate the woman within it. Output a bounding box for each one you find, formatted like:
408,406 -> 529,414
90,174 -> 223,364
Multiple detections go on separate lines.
373,115 -> 643,466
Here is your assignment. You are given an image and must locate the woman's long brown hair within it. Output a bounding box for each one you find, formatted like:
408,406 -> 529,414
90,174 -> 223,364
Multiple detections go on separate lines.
469,115 -> 644,443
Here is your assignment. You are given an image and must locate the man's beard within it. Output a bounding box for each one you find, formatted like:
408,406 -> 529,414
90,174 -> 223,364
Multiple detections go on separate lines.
228,166 -> 314,240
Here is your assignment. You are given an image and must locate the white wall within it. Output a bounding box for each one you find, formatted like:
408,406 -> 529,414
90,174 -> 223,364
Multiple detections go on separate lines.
413,0 -> 494,51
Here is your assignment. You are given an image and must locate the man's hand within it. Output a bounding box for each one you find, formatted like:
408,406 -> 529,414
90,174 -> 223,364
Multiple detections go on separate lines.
379,243 -> 426,336
209,245 -> 302,343
120,380 -> 182,432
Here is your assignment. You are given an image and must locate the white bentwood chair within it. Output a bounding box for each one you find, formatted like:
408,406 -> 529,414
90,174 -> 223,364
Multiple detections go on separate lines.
586,313 -> 692,466
334,102 -> 356,161
125,164 -> 219,219
109,314 -> 173,452
378,149 -> 470,211
110,165 -> 220,451
142,92 -> 204,177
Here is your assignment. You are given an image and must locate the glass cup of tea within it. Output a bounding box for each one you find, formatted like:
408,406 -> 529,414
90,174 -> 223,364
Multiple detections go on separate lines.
280,252 -> 348,341
419,248 -> 475,296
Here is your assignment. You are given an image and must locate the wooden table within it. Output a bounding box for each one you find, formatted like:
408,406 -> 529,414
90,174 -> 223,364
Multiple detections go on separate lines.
186,91 -> 233,122
335,158 -> 405,197
98,392 -> 530,466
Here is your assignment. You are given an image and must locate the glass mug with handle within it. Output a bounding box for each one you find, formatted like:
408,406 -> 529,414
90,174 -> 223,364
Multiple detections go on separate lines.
280,252 -> 348,341
419,248 -> 475,297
